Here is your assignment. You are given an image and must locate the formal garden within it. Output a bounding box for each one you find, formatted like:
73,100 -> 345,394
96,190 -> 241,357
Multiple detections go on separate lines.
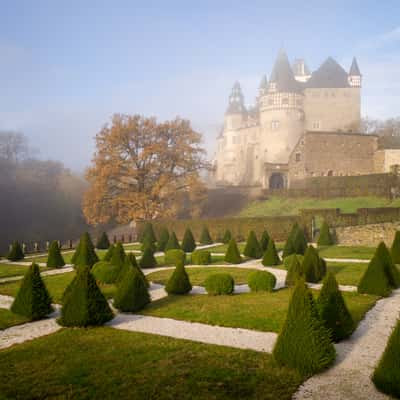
1,221 -> 400,399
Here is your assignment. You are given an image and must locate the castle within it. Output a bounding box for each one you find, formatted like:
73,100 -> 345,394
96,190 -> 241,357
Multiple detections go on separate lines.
213,50 -> 400,189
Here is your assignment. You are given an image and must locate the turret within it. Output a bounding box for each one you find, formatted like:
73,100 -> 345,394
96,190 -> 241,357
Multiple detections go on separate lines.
224,81 -> 246,131
348,57 -> 361,87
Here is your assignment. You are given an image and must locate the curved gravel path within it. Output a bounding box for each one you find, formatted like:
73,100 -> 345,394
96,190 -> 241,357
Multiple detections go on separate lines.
0,266 -> 73,284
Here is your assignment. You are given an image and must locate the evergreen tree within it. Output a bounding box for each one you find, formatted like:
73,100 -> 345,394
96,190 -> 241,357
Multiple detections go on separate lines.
140,222 -> 156,243
282,223 -> 299,258
222,229 -> 232,244
117,253 -> 148,287
165,260 -> 192,294
46,240 -> 65,268
181,228 -> 196,252
273,279 -> 336,376
262,239 -> 281,266
391,231 -> 400,264
317,221 -> 334,246
285,255 -> 304,287
165,231 -> 180,251
110,242 -> 126,267
260,230 -> 270,252
377,242 -> 400,288
139,247 -> 157,268
59,265 -> 113,327
157,227 -> 170,251
11,263 -> 53,320
7,241 -> 24,261
317,272 -> 355,342
71,232 -> 99,268
302,245 -> 324,283
372,318 -> 400,398
224,238 -> 242,264
141,235 -> 156,252
200,226 -> 213,245
96,232 -> 110,249
103,244 -> 115,261
243,231 -> 263,258
293,228 -> 308,255
91,261 -> 120,284
113,268 -> 151,312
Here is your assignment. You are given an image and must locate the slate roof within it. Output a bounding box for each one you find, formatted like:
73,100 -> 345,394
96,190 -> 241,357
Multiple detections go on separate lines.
349,57 -> 361,76
269,49 -> 302,93
306,57 -> 350,88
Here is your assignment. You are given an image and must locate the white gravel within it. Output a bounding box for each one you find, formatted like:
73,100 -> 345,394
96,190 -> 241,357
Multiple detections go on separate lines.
0,266 -> 73,284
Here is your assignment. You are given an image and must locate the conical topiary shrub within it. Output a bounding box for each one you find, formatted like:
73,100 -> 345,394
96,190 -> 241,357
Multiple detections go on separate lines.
141,235 -> 156,252
117,253 -> 148,287
200,226 -> 213,245
91,261 -> 120,284
59,265 -> 113,327
260,230 -> 270,252
110,242 -> 126,268
391,231 -> 400,264
243,231 -> 263,258
262,239 -> 281,266
140,222 -> 156,243
222,229 -> 232,244
165,260 -> 192,294
103,244 -> 115,261
46,240 -> 65,268
11,263 -> 53,320
113,268 -> 151,312
157,227 -> 170,251
273,279 -> 336,376
7,241 -> 24,261
293,228 -> 307,255
317,272 -> 355,342
224,238 -> 242,264
181,228 -> 196,252
165,231 -> 180,251
71,232 -> 99,268
139,247 -> 157,268
378,242 -> 400,288
302,245 -> 324,283
372,319 -> 400,398
96,232 -> 110,249
282,224 -> 299,258
317,221 -> 334,246
285,255 -> 304,286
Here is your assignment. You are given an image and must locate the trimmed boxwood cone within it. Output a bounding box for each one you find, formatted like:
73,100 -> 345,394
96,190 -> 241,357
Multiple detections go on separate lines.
165,260 -> 192,294
59,265 -> 113,327
293,228 -> 307,255
191,250 -> 211,265
260,230 -> 270,252
262,239 -> 280,266
222,229 -> 232,244
157,227 -> 170,251
71,232 -> 99,268
113,268 -> 151,312
391,231 -> 400,264
91,261 -> 120,284
7,241 -> 24,261
181,228 -> 196,252
224,238 -> 242,264
96,232 -> 110,249
164,249 -> 186,266
317,221 -> 333,246
165,231 -> 180,251
317,272 -> 355,342
141,236 -> 156,253
110,242 -> 126,267
139,247 -> 157,269
103,244 -> 115,261
302,245 -> 324,283
117,253 -> 148,287
47,240 -> 65,268
243,231 -> 263,258
11,263 -> 53,320
140,222 -> 156,243
200,226 -> 213,245
273,279 -> 336,376
282,224 -> 299,258
285,255 -> 304,286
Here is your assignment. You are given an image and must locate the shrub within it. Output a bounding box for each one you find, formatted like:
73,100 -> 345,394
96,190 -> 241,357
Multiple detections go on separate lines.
391,231 -> 400,264
293,228 -> 307,255
200,226 -> 213,245
11,263 -> 53,320
46,240 -> 65,268
248,270 -> 276,292
224,239 -> 242,264
7,241 -> 24,261
103,244 -> 115,261
260,230 -> 270,252
59,265 -> 113,327
110,242 -> 126,268
273,279 -> 336,376
139,247 -> 157,269
191,250 -> 211,265
302,246 -> 325,283
165,260 -> 192,294
317,221 -> 334,246
262,239 -> 280,266
372,319 -> 400,398
96,232 -> 110,249
165,249 -> 186,266
71,232 -> 99,268
157,227 -> 170,251
181,228 -> 196,252
141,236 -> 156,253
118,253 -> 149,287
285,255 -> 304,287
91,261 -> 121,284
113,268 -> 151,312
165,231 -> 180,251
243,231 -> 263,258
282,224 -> 299,258
317,272 -> 355,342
140,222 -> 156,243
283,254 -> 304,269
204,273 -> 234,295
222,229 -> 232,244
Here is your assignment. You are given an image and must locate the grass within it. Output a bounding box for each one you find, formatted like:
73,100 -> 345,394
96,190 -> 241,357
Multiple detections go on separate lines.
0,328 -> 303,400
0,308 -> 29,330
326,262 -> 370,286
239,196 -> 400,218
210,242 -> 284,254
318,245 -> 375,260
140,289 -> 378,333
0,263 -> 50,279
31,249 -> 108,264
147,267 -> 259,286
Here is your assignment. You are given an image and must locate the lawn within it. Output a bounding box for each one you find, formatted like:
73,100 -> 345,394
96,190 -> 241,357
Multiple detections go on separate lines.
0,328 -> 303,400
0,308 -> 29,330
210,242 -> 284,254
30,249 -> 108,264
318,245 -> 375,260
0,263 -> 50,279
326,262 -> 370,286
238,196 -> 400,218
140,289 -> 378,333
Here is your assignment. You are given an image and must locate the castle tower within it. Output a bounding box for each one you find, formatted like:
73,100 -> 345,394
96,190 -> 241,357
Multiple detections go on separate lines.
224,81 -> 246,130
348,57 -> 361,87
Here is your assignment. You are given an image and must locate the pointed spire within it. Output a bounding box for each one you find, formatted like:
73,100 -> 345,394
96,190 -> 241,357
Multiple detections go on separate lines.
269,49 -> 301,93
226,81 -> 246,115
259,74 -> 268,89
349,57 -> 361,76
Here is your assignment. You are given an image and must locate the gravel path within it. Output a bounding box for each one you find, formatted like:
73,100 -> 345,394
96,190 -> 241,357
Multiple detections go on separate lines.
294,289 -> 400,400
0,266 -> 74,284
108,313 -> 277,352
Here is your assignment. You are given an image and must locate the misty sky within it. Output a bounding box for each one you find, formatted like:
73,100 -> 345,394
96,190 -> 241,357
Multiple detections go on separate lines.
1,0 -> 400,172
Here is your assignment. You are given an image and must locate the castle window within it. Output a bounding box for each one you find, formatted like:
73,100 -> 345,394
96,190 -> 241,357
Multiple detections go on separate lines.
295,152 -> 301,162
282,98 -> 289,106
312,121 -> 321,130
271,120 -> 280,130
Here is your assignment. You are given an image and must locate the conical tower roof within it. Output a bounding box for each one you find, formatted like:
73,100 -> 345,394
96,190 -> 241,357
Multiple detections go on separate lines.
269,49 -> 301,93
349,57 -> 361,76
306,57 -> 350,88
226,81 -> 246,115
259,74 -> 268,89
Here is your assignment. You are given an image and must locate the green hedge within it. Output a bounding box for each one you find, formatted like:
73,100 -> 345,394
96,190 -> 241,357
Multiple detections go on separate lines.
91,261 -> 120,284
47,241 -> 65,268
165,261 -> 192,295
139,248 -> 157,269
262,239 -> 280,266
181,228 -> 196,252
164,249 -> 186,266
165,232 -> 180,251
204,273 -> 234,295
224,239 -> 242,264
247,271 -> 276,292
71,232 -> 99,268
243,231 -> 263,259
285,255 -> 304,287
191,250 -> 211,265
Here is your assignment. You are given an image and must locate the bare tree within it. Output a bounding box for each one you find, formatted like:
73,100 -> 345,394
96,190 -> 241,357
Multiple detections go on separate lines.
0,131 -> 31,162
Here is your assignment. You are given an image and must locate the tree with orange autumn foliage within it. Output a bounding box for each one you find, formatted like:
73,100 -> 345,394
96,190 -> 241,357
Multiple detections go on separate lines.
83,114 -> 208,224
